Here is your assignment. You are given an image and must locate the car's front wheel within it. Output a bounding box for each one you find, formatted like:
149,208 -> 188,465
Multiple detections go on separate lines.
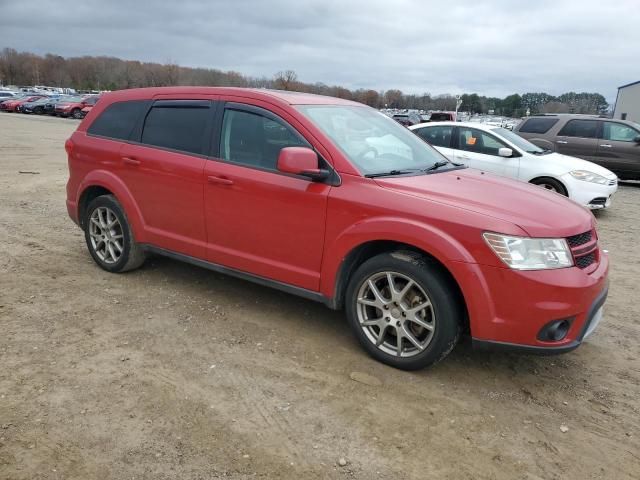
345,251 -> 462,370
71,108 -> 82,119
84,195 -> 146,273
530,177 -> 567,196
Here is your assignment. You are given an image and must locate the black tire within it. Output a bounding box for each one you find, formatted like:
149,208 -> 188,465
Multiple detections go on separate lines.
84,195 -> 145,273
71,108 -> 82,119
34,106 -> 43,114
345,250 -> 462,370
530,177 -> 567,196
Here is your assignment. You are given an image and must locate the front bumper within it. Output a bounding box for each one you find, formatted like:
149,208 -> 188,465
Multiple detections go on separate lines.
459,249 -> 609,353
562,173 -> 618,209
472,287 -> 608,354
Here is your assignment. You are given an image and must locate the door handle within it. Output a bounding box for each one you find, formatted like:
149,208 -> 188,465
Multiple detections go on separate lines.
122,156 -> 141,166
600,144 -> 612,148
207,175 -> 234,186
556,140 -> 568,144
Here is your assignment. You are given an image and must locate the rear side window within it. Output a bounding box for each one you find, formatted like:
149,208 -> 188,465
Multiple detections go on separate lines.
558,120 -> 598,138
87,100 -> 147,140
415,125 -> 453,148
518,117 -> 559,134
141,102 -> 211,155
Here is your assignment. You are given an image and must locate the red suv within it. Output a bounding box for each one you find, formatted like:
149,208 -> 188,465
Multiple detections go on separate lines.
65,87 -> 609,370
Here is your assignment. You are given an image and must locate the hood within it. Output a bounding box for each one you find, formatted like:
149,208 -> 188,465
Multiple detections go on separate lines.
374,168 -> 594,238
547,152 -> 617,179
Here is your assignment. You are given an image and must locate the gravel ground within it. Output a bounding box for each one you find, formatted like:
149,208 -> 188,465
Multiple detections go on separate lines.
0,113 -> 639,479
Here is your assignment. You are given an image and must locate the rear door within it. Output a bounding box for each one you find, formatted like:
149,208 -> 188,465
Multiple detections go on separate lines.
203,101 -> 330,291
599,121 -> 640,178
118,98 -> 215,258
412,125 -> 455,160
555,119 -> 600,162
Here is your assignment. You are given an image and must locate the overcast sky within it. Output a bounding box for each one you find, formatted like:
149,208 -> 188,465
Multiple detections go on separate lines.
1,0 -> 638,101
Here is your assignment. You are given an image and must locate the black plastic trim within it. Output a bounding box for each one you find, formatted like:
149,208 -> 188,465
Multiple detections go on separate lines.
472,286 -> 608,355
141,245 -> 333,307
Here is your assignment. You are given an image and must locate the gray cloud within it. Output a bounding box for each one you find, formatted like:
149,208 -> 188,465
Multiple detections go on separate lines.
1,0 -> 637,101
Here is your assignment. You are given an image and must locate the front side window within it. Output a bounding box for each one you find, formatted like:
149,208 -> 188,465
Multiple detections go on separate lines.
415,125 -> 453,148
296,105 -> 449,176
220,109 -> 308,169
558,119 -> 598,138
602,122 -> 639,142
458,128 -> 508,156
88,100 -> 147,141
141,103 -> 210,155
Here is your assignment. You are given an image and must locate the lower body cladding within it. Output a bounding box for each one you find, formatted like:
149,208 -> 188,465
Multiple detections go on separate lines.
458,252 -> 609,354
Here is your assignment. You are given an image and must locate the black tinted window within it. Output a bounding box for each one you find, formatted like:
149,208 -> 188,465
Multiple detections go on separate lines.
558,119 -> 598,138
220,109 -> 308,169
141,103 -> 210,155
518,117 -> 559,134
415,125 -> 453,148
88,100 -> 147,140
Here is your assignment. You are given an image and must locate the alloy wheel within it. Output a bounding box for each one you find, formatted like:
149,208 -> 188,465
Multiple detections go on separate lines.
356,271 -> 435,357
88,207 -> 124,264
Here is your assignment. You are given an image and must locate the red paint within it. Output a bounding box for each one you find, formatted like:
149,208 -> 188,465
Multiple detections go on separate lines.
66,87 -> 608,351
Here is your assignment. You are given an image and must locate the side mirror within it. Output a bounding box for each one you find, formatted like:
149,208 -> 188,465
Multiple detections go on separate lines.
277,147 -> 329,181
634,135 -> 640,144
498,147 -> 513,157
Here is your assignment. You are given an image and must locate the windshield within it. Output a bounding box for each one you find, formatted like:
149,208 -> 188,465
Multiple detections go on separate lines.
296,105 -> 449,175
60,96 -> 81,103
491,127 -> 545,153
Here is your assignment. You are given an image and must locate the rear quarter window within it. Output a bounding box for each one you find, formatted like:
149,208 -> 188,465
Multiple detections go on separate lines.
518,117 -> 559,134
140,102 -> 211,155
87,100 -> 148,140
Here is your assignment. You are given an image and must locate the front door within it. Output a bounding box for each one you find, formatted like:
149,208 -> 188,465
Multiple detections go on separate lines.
453,127 -> 519,178
599,121 -> 640,179
203,102 -> 330,291
413,124 -> 456,161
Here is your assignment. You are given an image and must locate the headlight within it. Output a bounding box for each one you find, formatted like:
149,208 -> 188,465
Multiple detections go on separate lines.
483,233 -> 573,270
569,170 -> 608,185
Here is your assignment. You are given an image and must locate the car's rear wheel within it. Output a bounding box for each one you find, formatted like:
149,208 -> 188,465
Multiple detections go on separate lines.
71,108 -> 82,119
34,106 -> 43,114
345,251 -> 462,370
84,195 -> 145,273
531,177 -> 567,196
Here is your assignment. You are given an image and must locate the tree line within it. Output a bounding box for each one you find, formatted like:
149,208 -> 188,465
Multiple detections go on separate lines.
0,47 -> 608,116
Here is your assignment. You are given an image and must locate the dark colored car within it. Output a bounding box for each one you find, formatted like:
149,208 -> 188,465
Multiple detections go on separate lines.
21,97 -> 52,114
515,114 -> 640,180
64,87 -> 608,370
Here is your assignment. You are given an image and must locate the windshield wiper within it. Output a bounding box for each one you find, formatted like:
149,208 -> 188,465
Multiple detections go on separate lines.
423,161 -> 450,172
365,169 -> 422,178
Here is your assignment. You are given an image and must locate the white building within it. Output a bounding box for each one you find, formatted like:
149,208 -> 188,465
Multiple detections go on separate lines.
613,80 -> 640,122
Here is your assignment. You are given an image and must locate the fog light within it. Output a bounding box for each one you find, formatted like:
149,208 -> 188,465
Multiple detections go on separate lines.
537,318 -> 573,342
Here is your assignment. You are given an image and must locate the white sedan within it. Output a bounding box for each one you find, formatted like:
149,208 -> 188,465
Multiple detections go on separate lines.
409,121 -> 618,209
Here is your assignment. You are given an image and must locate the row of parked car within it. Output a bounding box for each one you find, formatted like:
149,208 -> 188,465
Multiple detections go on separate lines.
0,92 -> 99,119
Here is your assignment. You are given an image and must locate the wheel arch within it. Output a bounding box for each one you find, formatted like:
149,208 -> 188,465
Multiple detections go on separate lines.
529,175 -> 568,196
76,171 -> 145,239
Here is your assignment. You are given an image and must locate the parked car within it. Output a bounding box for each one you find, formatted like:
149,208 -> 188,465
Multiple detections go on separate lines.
78,95 -> 100,118
65,87 -> 608,370
1,95 -> 45,112
410,122 -> 618,209
514,114 -> 640,180
43,96 -> 72,115
55,95 -> 98,118
0,91 -> 17,101
21,96 -> 52,114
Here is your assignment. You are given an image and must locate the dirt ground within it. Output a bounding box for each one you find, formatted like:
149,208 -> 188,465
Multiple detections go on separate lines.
0,112 -> 638,480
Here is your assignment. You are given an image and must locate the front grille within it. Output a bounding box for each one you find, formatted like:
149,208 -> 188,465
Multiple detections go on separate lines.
567,231 -> 592,247
608,179 -> 617,186
589,197 -> 608,206
575,252 -> 596,269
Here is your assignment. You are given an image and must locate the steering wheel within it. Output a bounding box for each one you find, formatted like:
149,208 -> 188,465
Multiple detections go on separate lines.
356,147 -> 378,161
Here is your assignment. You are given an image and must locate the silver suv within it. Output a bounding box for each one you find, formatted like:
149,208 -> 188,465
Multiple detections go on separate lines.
514,114 -> 640,180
